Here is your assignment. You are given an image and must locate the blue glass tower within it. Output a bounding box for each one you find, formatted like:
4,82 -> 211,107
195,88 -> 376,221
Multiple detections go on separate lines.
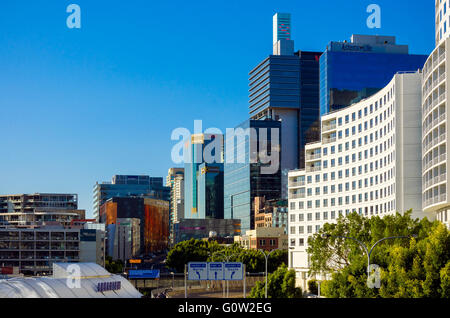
224,119 -> 281,232
184,134 -> 224,219
320,34 -> 428,116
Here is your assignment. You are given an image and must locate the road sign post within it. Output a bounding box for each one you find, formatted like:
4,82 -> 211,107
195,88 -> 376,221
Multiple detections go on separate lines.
186,262 -> 244,298
187,262 -> 208,281
184,264 -> 187,298
243,264 -> 246,298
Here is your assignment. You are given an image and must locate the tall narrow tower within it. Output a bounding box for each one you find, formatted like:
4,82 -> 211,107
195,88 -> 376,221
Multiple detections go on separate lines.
273,13 -> 294,55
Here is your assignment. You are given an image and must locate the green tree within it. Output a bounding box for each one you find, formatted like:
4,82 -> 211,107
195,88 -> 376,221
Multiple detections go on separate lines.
307,211 -> 450,298
166,239 -> 289,274
307,279 -> 318,295
249,264 -> 302,298
105,256 -> 124,274
166,239 -> 218,273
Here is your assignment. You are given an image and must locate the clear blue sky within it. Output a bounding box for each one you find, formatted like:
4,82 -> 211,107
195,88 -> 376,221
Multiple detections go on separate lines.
0,0 -> 435,217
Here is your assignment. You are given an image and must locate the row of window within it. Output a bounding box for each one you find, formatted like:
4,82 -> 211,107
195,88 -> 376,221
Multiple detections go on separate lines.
332,89 -> 394,127
294,184 -> 396,208
289,200 -> 397,225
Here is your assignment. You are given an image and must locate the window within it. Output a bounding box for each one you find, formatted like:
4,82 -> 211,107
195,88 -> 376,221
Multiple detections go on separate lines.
299,238 -> 304,246
299,214 -> 304,222
290,239 -> 296,247
307,213 -> 312,221
290,214 -> 295,222
290,227 -> 295,235
299,226 -> 304,234
315,212 -> 320,220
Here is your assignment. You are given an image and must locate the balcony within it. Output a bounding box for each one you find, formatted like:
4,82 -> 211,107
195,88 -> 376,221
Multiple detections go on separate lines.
322,136 -> 336,144
424,173 -> 447,189
424,193 -> 447,208
439,51 -> 446,65
322,123 -> 336,132
288,193 -> 306,200
305,166 -> 322,173
305,153 -> 321,161
288,180 -> 305,188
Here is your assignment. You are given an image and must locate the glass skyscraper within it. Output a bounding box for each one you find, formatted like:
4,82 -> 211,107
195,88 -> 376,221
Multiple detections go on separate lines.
184,134 -> 224,219
249,13 -> 322,176
319,34 -> 428,116
224,119 -> 281,232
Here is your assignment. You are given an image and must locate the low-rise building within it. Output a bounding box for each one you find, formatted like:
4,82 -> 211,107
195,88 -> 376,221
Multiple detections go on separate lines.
254,197 -> 288,232
107,218 -> 140,263
234,227 -> 288,251
0,225 -> 80,276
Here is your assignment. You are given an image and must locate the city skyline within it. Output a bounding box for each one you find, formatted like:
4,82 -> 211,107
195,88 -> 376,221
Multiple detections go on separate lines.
0,1 -> 435,218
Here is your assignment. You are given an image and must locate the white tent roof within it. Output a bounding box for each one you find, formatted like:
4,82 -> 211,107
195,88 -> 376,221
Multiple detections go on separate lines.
0,263 -> 142,298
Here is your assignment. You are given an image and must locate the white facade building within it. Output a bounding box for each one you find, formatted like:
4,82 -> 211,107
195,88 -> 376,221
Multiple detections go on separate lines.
288,72 -> 434,289
422,0 -> 450,229
436,0 -> 450,46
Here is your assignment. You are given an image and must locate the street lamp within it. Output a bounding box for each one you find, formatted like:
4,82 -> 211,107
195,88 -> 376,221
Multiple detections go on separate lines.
258,248 -> 280,299
209,250 -> 240,298
321,233 -> 418,276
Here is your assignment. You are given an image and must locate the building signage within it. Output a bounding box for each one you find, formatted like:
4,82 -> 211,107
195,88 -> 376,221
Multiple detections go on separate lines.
340,44 -> 372,52
129,259 -> 141,264
80,229 -> 96,242
97,281 -> 121,293
128,270 -> 160,279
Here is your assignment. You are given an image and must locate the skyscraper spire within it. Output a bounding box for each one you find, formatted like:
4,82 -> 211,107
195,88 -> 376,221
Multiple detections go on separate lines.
273,13 -> 294,55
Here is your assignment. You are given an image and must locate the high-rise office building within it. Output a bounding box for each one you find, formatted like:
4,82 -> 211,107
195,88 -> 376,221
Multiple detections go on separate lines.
93,175 -> 170,221
100,197 -> 169,255
166,168 -> 185,245
319,34 -> 428,116
184,133 -> 224,219
250,13 -> 322,182
288,72 -> 436,289
224,119 -> 282,232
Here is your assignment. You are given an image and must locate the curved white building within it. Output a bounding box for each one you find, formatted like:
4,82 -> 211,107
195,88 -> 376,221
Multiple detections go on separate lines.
288,72 -> 433,287
421,0 -> 450,228
436,0 -> 449,46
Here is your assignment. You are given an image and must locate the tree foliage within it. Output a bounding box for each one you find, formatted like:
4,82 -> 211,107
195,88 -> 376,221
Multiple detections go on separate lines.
307,211 -> 450,298
165,239 -> 288,273
249,264 -> 302,298
105,256 -> 124,274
